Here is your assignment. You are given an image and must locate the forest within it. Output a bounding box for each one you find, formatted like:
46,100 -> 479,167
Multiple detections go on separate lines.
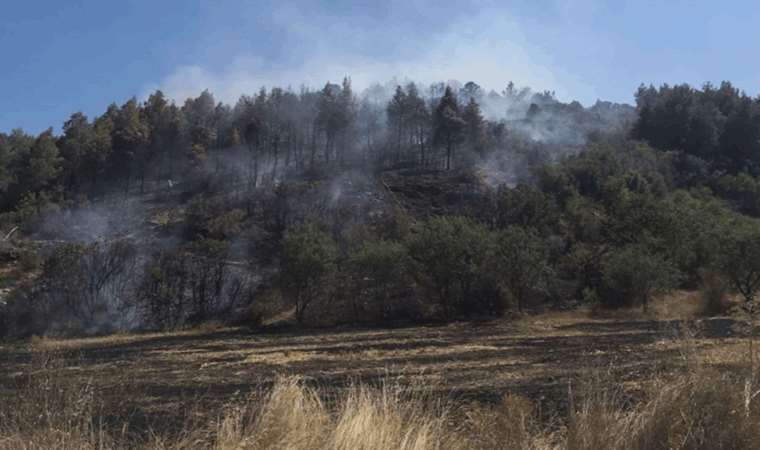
1,79 -> 760,337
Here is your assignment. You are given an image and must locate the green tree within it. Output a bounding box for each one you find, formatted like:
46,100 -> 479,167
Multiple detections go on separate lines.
493,184 -> 559,233
26,128 -> 62,193
462,96 -> 486,156
0,135 -> 13,193
407,216 -> 492,319
601,245 -> 680,311
59,112 -> 95,191
433,86 -> 465,170
87,105 -> 116,188
143,90 -> 180,187
493,226 -> 553,312
112,98 -> 149,194
281,224 -> 338,324
716,218 -> 760,303
348,239 -> 409,321
0,130 -> 34,209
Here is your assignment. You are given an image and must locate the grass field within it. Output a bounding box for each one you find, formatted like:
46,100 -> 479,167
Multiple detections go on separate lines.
1,295 -> 759,448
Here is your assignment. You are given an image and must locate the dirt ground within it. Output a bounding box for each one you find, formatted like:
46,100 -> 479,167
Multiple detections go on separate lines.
1,295 -> 757,432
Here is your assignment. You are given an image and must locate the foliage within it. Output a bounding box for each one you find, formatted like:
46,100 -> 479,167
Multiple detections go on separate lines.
407,216 -> 494,319
715,218 -> 760,303
281,223 -> 338,324
493,226 -> 553,312
600,245 -> 681,310
347,239 -> 410,322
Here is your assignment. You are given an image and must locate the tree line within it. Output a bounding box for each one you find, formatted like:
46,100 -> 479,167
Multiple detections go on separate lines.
0,79 -> 583,220
4,79 -> 760,336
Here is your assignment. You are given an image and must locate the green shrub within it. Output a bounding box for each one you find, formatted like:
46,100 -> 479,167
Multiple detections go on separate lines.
281,223 -> 338,324
406,216 -> 494,319
600,245 -> 681,311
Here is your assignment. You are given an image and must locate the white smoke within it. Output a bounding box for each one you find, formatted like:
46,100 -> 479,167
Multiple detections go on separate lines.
145,7 -> 596,106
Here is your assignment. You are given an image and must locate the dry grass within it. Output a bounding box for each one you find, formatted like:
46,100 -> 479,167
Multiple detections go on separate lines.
562,369 -> 760,450
3,351 -> 760,449
4,298 -> 760,449
27,324 -> 236,352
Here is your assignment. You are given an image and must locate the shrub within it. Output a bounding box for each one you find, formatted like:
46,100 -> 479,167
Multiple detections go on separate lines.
406,216 -> 494,319
715,218 -> 760,303
281,223 -> 338,324
347,239 -> 410,322
600,245 -> 681,311
493,226 -> 553,313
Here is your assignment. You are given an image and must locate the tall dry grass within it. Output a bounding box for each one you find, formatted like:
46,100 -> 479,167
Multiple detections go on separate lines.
3,352 -> 760,449
0,353 -> 124,450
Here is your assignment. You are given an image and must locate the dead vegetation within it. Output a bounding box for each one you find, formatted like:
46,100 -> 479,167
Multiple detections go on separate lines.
2,350 -> 760,449
2,300 -> 760,449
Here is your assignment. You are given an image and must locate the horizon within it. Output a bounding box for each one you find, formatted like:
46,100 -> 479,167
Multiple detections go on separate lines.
3,0 -> 760,134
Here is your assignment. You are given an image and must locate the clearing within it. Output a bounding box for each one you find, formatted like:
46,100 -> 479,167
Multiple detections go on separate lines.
0,297 -> 756,432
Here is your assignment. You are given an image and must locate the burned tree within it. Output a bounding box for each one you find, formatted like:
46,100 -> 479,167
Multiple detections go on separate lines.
33,240 -> 138,334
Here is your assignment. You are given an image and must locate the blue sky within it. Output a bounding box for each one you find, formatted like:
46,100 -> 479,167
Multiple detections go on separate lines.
2,0 -> 759,134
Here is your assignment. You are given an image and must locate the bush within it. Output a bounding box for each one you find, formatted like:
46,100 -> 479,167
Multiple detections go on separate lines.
281,223 -> 338,324
406,216 -> 494,319
347,239 -> 410,322
600,245 -> 681,311
493,226 -> 553,313
715,218 -> 760,303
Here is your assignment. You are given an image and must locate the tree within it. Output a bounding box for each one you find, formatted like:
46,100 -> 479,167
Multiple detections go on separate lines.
182,90 -> 218,172
86,106 -> 116,188
407,216 -> 492,319
136,240 -> 246,329
33,241 -> 138,334
0,129 -> 33,208
462,96 -> 486,156
59,112 -> 94,191
406,83 -> 430,167
433,86 -> 465,170
716,219 -> 760,303
493,184 -> 559,232
26,128 -> 62,193
281,224 -> 338,324
112,98 -> 149,194
601,245 -> 680,311
0,134 -> 14,194
143,90 -> 180,186
387,85 -> 408,164
493,226 -> 553,312
337,77 -> 357,166
460,81 -> 483,103
317,82 -> 346,165
358,96 -> 383,163
234,94 -> 263,189
348,239 -> 409,321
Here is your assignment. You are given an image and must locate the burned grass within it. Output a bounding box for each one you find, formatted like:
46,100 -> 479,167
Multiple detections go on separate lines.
2,306 -> 755,430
